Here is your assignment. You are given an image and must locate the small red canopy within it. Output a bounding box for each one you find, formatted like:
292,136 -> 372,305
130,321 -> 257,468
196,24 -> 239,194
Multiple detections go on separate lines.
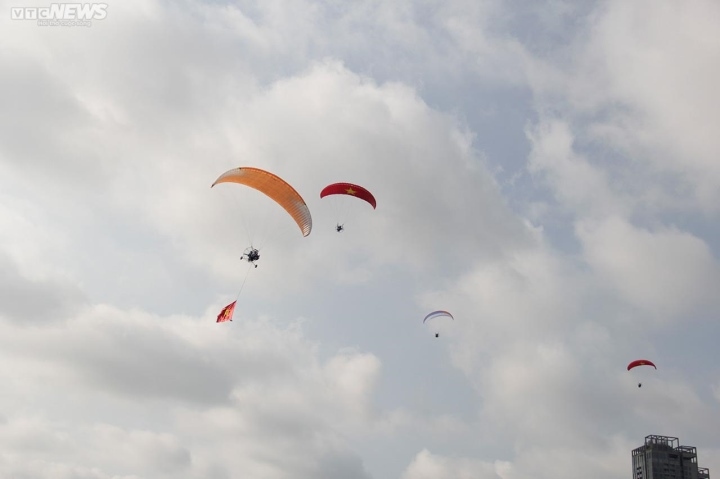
627,359 -> 656,371
320,183 -> 376,209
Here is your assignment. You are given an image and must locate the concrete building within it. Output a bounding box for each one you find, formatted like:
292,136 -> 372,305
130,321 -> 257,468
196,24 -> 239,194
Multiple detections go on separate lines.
632,435 -> 710,479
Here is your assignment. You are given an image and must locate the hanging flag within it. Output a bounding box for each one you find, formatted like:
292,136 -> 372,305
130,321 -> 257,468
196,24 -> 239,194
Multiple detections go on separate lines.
216,301 -> 236,323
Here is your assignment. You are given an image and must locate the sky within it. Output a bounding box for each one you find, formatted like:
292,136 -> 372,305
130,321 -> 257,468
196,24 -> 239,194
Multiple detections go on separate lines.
1,0 -> 719,478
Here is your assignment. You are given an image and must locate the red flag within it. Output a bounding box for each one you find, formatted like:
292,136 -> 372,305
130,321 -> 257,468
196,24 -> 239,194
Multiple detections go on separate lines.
216,301 -> 236,323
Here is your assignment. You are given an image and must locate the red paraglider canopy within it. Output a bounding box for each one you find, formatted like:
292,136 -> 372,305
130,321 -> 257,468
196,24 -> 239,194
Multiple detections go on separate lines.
320,183 -> 377,209
627,359 -> 656,371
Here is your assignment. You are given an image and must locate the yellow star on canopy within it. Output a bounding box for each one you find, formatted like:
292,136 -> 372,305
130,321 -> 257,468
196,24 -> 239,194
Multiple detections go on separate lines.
345,187 -> 357,195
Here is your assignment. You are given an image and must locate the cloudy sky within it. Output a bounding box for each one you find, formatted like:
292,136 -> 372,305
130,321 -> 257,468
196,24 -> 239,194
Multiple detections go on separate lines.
1,0 -> 719,477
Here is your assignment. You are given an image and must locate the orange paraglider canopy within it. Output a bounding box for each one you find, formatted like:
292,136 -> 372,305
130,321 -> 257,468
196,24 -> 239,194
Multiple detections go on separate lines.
212,167 -> 312,237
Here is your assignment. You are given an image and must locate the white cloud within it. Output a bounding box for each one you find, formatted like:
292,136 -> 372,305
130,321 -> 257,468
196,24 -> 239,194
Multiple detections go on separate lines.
401,449 -> 504,479
0,301 -> 382,477
526,119 -> 631,218
577,216 -> 720,322
525,0 -> 720,213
